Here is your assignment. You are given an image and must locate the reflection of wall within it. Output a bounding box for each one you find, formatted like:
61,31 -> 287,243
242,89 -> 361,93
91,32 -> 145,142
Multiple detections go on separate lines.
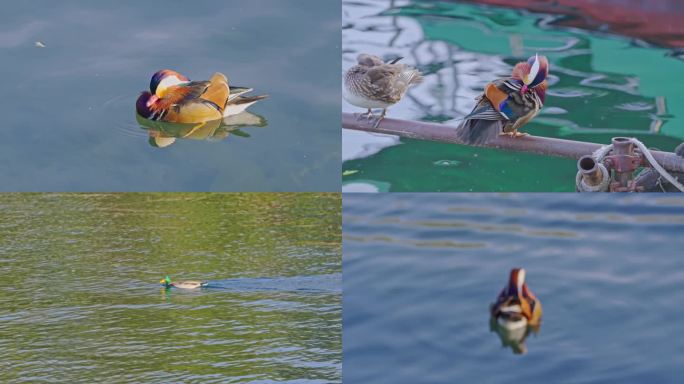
460,0 -> 684,48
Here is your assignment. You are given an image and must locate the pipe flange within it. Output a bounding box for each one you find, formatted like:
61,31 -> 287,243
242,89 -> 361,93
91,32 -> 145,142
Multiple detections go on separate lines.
576,162 -> 610,192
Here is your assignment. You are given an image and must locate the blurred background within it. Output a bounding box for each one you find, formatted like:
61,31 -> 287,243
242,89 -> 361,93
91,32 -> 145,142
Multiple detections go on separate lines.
344,193 -> 684,383
342,0 -> 684,192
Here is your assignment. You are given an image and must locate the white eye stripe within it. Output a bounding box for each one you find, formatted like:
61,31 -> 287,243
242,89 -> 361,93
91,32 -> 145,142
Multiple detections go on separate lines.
528,54 -> 540,83
517,269 -> 526,293
156,76 -> 188,95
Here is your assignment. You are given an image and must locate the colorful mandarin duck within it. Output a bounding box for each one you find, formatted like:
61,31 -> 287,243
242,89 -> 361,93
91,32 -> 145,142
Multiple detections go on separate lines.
344,53 -> 423,128
136,69 -> 267,124
490,268 -> 542,330
455,54 -> 549,145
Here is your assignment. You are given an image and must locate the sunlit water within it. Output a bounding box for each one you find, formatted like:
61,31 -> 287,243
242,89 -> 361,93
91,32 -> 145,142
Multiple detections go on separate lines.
1,0 -> 340,192
342,0 -> 684,192
0,193 -> 341,383
344,193 -> 684,383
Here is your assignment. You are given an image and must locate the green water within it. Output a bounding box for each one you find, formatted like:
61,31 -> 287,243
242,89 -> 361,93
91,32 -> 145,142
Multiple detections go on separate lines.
342,0 -> 684,191
0,193 -> 341,383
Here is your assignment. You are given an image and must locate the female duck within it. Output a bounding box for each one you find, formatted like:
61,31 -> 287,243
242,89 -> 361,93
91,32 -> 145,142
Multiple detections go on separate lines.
490,268 -> 542,330
160,275 -> 208,289
136,69 -> 267,123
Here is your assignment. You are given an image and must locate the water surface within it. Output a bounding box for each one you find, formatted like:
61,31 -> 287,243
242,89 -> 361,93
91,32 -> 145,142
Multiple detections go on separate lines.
0,193 -> 341,383
1,0 -> 340,191
344,193 -> 684,383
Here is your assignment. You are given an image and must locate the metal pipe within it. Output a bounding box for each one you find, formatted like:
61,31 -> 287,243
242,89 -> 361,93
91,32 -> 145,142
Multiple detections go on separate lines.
576,155 -> 610,192
608,137 -> 637,189
342,113 -> 684,173
578,156 -> 602,186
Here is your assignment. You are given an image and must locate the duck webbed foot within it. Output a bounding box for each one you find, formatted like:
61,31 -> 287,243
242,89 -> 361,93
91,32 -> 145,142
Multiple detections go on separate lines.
499,130 -> 529,138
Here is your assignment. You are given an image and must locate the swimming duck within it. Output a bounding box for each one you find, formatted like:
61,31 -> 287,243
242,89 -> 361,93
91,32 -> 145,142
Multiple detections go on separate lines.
136,69 -> 267,123
343,53 -> 423,128
490,268 -> 542,330
160,275 -> 208,289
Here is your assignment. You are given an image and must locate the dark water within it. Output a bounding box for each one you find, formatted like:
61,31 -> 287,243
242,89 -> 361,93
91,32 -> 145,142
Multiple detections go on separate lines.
0,193 -> 341,383
344,193 -> 684,383
342,0 -> 684,192
1,0 -> 340,192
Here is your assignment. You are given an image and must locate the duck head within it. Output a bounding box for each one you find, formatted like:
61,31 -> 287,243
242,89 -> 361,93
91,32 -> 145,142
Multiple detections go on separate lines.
512,54 -> 549,95
136,91 -> 158,119
150,69 -> 189,97
506,267 -> 526,298
160,275 -> 172,288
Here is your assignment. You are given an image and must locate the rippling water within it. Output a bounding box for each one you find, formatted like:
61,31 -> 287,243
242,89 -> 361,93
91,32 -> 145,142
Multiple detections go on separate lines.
343,194 -> 684,383
0,0 -> 340,191
342,0 -> 684,192
0,193 -> 341,383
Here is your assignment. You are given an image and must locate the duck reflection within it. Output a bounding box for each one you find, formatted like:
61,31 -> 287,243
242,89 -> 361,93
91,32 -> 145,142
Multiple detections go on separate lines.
489,268 -> 543,355
489,315 -> 541,355
136,111 -> 267,148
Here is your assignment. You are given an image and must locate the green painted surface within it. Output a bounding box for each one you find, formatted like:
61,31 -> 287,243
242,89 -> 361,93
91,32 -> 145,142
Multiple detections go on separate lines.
344,1 -> 684,191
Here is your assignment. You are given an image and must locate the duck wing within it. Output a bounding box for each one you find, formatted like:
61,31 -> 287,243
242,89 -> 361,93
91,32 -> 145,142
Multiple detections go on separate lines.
223,94 -> 268,117
198,72 -> 230,112
228,86 -> 253,100
172,280 -> 208,289
161,99 -> 223,123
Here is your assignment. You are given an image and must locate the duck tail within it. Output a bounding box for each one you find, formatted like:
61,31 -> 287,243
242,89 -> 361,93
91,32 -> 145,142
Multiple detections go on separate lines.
454,118 -> 502,146
229,94 -> 268,105
399,68 -> 423,87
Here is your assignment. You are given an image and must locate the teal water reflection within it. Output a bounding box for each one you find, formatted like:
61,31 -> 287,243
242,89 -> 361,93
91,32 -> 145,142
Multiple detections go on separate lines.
342,0 -> 684,191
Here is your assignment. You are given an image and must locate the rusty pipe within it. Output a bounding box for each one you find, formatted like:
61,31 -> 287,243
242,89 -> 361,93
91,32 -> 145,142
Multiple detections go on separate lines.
342,113 -> 684,173
576,155 -> 610,192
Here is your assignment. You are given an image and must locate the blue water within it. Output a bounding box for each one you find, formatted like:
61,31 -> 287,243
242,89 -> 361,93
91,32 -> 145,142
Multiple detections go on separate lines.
193,274 -> 342,294
0,0 -> 340,191
343,194 -> 684,383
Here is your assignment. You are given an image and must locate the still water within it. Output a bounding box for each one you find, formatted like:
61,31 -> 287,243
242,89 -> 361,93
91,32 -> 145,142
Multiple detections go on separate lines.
344,193 -> 684,383
1,0 -> 340,192
342,0 -> 684,192
0,193 -> 341,383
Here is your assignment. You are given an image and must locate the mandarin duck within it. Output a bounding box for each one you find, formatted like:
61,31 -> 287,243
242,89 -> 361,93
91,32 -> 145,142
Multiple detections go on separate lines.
344,53 -> 423,128
136,69 -> 267,124
455,54 -> 549,145
490,268 -> 542,330
160,275 -> 208,289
